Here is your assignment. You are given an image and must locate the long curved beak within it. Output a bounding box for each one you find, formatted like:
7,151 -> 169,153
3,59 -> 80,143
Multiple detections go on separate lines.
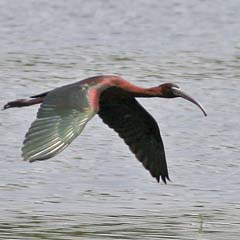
172,87 -> 207,116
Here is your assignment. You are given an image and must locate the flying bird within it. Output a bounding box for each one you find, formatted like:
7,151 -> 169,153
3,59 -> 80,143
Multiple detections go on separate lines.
3,75 -> 207,183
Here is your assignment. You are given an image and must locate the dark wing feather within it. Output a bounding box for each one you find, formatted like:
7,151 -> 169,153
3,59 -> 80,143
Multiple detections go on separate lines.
98,88 -> 169,183
30,91 -> 49,98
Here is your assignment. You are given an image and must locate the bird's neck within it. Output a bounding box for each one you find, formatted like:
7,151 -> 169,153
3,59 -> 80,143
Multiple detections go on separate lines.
141,87 -> 165,98
124,86 -> 165,98
104,78 -> 164,98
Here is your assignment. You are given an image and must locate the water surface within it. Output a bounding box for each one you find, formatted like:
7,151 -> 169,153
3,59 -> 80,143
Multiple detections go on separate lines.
0,0 -> 240,239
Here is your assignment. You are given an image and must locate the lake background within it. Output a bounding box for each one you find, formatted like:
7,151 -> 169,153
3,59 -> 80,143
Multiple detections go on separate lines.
0,0 -> 240,239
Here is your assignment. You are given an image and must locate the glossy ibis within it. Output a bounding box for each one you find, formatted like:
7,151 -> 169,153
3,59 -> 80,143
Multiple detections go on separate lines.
3,75 -> 207,183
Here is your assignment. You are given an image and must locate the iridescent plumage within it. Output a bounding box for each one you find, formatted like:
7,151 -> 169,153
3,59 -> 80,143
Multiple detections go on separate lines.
3,75 -> 207,183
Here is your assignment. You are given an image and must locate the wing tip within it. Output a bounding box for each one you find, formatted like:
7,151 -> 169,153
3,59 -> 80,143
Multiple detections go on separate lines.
22,151 -> 51,163
22,155 -> 37,163
23,158 -> 38,163
155,174 -> 171,184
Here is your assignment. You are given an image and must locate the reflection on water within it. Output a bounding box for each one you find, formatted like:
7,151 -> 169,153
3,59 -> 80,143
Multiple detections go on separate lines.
0,0 -> 240,239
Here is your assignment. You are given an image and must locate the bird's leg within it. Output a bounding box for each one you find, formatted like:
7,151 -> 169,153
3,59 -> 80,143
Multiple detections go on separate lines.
3,98 -> 43,110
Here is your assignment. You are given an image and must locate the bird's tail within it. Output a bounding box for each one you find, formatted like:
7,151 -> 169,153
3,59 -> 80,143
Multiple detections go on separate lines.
3,97 -> 43,110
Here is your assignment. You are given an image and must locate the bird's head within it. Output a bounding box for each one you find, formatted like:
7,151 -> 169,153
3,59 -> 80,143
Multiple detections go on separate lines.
158,83 -> 207,116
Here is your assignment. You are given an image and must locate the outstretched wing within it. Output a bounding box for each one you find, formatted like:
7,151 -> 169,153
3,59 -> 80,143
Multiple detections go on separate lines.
22,84 -> 95,162
98,87 -> 169,183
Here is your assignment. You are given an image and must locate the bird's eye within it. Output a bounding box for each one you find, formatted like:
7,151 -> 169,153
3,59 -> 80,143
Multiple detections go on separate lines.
171,84 -> 180,89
